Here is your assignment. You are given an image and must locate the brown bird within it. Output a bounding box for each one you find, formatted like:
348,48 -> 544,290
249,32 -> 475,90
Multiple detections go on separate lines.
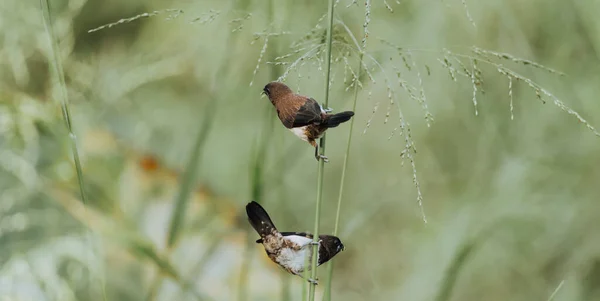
262,82 -> 355,162
246,201 -> 345,284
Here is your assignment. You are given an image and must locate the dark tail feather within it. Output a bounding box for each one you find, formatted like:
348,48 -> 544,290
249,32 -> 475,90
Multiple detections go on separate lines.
246,201 -> 277,238
323,111 -> 354,128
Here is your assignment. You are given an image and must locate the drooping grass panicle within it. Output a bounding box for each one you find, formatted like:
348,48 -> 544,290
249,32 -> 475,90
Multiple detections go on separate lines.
362,0 -> 372,49
460,0 -> 476,28
472,47 -> 566,76
508,75 -> 514,120
249,34 -> 270,86
190,9 -> 221,24
375,38 -> 434,125
229,12 -> 252,33
469,58 -> 479,116
277,45 -> 324,82
411,51 -> 433,126
374,41 -> 599,137
399,120 -> 427,224
87,9 -> 184,33
335,30 -> 429,224
496,67 -> 600,137
364,90 -> 377,133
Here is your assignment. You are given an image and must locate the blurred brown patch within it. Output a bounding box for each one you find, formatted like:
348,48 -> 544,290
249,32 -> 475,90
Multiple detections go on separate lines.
139,155 -> 159,172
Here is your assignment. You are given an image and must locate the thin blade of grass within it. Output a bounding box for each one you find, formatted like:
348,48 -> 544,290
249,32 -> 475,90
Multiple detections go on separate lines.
39,1 -> 107,300
547,280 -> 565,301
322,50 -> 364,301
237,104 -> 275,301
166,99 -> 216,248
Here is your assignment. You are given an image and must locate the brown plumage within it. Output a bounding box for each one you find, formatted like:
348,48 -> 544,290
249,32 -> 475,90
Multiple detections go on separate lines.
262,82 -> 355,162
246,201 -> 345,284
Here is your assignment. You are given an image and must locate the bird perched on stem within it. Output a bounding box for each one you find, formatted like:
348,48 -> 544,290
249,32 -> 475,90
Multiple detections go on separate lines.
245,201 -> 345,284
262,82 -> 354,162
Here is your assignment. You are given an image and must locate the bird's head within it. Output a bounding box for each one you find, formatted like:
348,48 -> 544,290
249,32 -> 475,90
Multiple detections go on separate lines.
324,236 -> 345,255
262,81 -> 293,104
333,237 -> 345,253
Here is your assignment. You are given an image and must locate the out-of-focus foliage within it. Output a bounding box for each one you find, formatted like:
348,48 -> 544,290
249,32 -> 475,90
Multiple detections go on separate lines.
1,0 -> 599,300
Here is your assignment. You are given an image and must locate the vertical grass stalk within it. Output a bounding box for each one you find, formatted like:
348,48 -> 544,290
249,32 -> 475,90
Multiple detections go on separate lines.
169,108 -> 213,247
308,0 -> 335,300
237,105 -> 274,301
322,50 -> 363,301
147,98 -> 215,300
166,99 -> 216,248
39,1 -> 107,299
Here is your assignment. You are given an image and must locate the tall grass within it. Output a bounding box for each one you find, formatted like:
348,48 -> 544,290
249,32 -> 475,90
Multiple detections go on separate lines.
39,0 -> 107,299
9,0 -> 600,300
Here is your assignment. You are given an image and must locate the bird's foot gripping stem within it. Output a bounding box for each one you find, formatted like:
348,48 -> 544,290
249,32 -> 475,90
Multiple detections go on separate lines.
307,278 -> 319,285
314,145 -> 329,163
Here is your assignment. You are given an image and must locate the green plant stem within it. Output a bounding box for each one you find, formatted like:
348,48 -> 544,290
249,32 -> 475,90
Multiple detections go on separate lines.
39,1 -> 107,300
146,99 -> 215,300
308,0 -> 335,300
166,100 -> 216,248
322,51 -> 364,301
237,105 -> 274,301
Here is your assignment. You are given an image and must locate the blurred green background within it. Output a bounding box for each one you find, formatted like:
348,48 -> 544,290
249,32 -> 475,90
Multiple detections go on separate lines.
1,0 -> 600,300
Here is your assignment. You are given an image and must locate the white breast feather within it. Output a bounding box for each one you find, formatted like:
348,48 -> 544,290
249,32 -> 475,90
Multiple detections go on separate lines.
277,235 -> 319,274
289,126 -> 309,142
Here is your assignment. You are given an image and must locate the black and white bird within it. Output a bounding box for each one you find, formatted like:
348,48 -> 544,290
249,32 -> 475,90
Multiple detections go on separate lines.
245,201 -> 345,284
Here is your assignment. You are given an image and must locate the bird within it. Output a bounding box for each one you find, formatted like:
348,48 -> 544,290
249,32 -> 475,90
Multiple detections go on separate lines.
245,201 -> 345,284
262,81 -> 355,162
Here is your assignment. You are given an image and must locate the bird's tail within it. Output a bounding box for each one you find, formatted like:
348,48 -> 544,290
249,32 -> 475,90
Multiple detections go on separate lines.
322,111 -> 354,128
246,201 -> 278,238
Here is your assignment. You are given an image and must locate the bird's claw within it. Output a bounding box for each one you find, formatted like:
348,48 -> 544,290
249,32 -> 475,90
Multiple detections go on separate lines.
323,107 -> 333,113
315,155 -> 329,163
307,278 -> 319,285
310,241 -> 320,246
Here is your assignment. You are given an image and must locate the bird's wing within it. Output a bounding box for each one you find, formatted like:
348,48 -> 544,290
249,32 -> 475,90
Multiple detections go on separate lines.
280,231 -> 313,239
291,98 -> 323,127
256,232 -> 313,244
281,233 -> 314,250
276,96 -> 322,128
